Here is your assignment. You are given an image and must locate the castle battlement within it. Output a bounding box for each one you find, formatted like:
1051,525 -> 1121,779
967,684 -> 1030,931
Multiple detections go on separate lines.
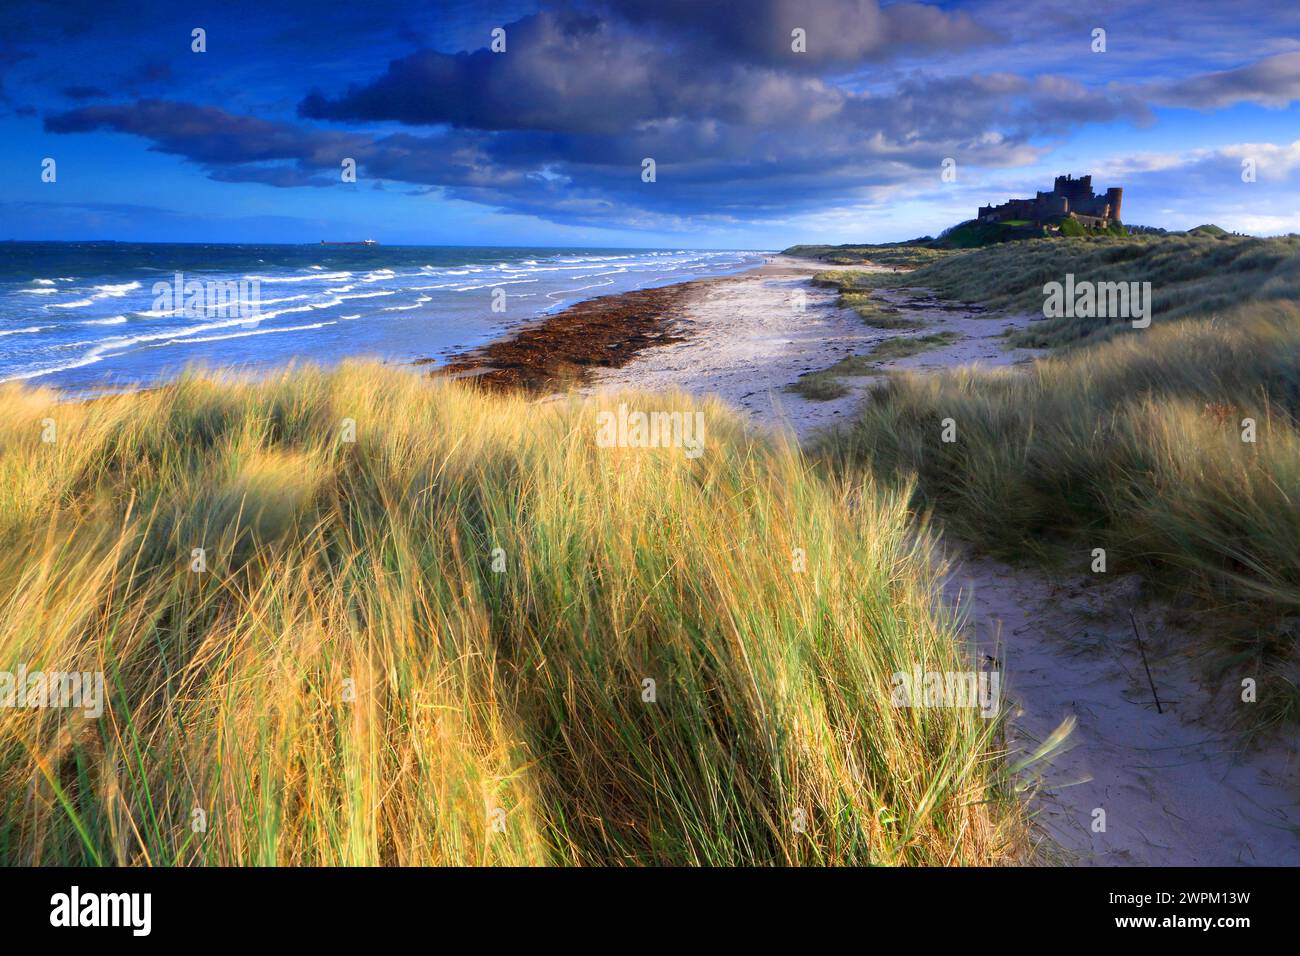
978,174 -> 1123,227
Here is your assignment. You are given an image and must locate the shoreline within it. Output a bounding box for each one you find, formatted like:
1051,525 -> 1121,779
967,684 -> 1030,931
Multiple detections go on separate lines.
5,247 -> 765,396
589,255 -> 1039,437
440,253 -> 1041,436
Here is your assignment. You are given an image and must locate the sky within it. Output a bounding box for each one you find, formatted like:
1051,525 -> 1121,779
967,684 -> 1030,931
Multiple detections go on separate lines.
2,0 -> 1299,248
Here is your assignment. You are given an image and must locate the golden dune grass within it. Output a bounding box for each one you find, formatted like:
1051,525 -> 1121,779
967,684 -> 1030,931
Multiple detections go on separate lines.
816,302 -> 1300,724
0,363 -> 1018,865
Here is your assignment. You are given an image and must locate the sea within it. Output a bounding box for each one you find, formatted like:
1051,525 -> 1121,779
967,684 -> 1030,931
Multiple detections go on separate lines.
0,242 -> 768,394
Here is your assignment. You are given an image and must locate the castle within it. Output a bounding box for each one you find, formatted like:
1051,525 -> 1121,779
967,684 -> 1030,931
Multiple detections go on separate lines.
978,175 -> 1123,228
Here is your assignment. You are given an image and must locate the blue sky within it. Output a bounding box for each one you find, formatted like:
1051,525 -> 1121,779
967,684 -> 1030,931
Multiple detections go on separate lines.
2,0 -> 1299,247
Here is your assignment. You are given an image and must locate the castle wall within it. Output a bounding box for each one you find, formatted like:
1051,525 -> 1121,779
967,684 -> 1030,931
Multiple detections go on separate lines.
978,176 -> 1122,225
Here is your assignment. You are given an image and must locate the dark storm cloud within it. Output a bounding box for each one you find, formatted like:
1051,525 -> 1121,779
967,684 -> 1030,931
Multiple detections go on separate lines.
37,0 -> 1172,230
42,80 -> 1066,230
42,99 -> 529,194
0,0 -> 122,108
300,2 -> 999,135
300,10 -> 850,135
44,52 -> 1155,228
207,166 -> 339,188
46,100 -> 362,166
600,0 -> 996,66
62,85 -> 109,101
121,59 -> 174,92
0,47 -> 32,107
301,12 -> 664,132
1154,52 -> 1300,110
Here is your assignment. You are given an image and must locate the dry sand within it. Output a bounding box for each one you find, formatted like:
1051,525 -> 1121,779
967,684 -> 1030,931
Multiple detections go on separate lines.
950,554 -> 1298,865
588,254 -> 1300,866
590,254 -> 1040,439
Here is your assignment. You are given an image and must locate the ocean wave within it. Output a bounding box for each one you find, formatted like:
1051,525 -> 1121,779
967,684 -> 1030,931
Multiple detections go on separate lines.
171,321 -> 336,344
380,293 -> 434,311
0,325 -> 51,337
1,352 -> 115,382
92,281 -> 142,297
450,278 -> 540,291
44,280 -> 145,309
3,311 -> 318,383
570,269 -> 629,280
336,289 -> 396,301
545,278 -> 617,299
90,315 -> 287,355
243,271 -> 352,284
254,304 -> 319,320
489,263 -> 620,276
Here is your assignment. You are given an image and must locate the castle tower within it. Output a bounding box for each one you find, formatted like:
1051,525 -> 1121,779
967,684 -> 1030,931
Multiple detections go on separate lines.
1105,187 -> 1123,223
1053,174 -> 1094,203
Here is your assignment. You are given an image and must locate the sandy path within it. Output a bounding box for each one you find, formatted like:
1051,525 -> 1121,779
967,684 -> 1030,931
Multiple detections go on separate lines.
589,255 -> 1300,866
950,553 -> 1298,865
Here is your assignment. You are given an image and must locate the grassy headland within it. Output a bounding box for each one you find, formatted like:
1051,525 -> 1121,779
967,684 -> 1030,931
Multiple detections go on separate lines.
789,243 -> 959,268
0,363 -> 1018,865
816,232 -> 1300,348
785,215 -> 1126,262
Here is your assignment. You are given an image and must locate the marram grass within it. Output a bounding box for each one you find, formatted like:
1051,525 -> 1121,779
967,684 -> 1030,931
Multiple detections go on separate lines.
830,232 -> 1300,348
0,363 -> 1018,865
814,301 -> 1300,722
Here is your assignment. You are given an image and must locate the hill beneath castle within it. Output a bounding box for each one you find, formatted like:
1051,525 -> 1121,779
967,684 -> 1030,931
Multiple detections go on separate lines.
783,219 -> 1237,263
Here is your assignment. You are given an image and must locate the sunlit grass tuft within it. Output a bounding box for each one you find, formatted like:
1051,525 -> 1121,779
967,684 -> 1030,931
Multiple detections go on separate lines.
0,363 -> 1018,866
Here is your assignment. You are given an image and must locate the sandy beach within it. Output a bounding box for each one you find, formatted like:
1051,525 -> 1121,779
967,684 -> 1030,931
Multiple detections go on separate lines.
446,253 -> 1299,867
443,254 -> 1043,437
586,254 -> 1042,437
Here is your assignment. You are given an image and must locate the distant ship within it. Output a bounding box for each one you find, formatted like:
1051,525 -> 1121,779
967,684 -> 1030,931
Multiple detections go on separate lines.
320,239 -> 378,246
